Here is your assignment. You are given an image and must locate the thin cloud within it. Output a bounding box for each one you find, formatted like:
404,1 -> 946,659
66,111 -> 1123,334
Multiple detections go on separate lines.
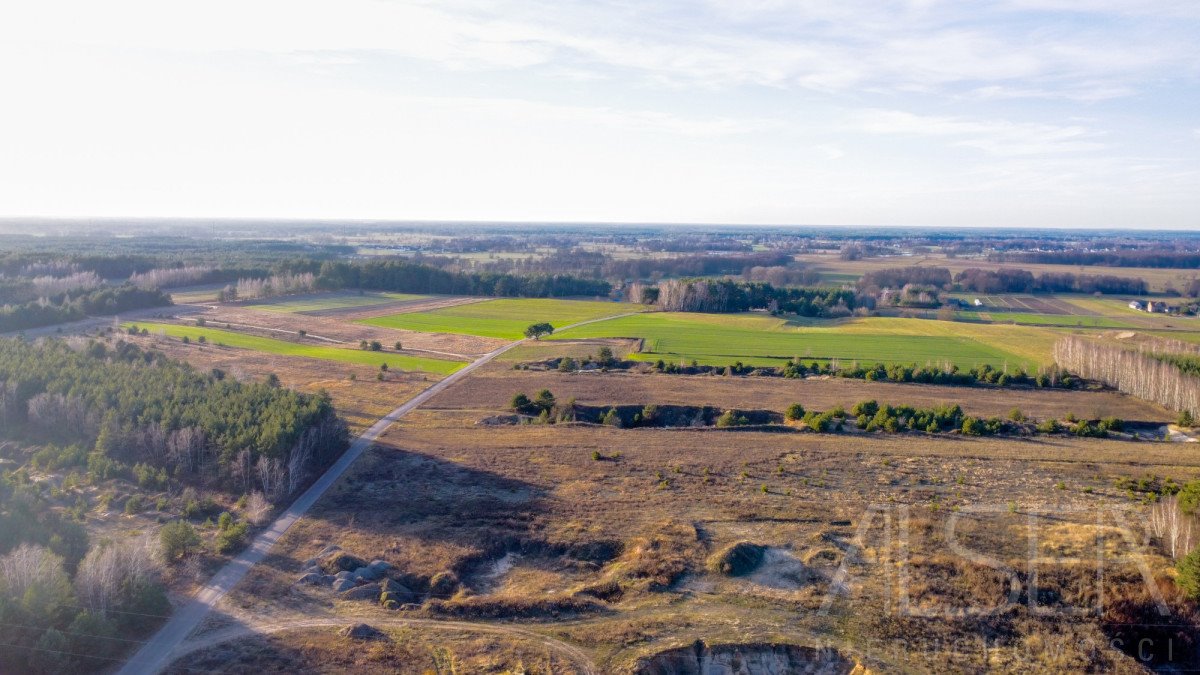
854,109 -> 1105,156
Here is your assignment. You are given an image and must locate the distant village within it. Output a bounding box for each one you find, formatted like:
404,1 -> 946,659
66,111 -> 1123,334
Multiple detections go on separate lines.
1127,299 -> 1181,314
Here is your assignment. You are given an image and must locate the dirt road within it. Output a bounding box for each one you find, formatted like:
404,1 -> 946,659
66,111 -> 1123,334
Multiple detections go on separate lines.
115,312 -> 637,674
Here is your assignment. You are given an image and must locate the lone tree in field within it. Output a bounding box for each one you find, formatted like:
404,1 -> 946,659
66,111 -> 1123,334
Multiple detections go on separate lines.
595,346 -> 616,367
784,403 -> 806,422
524,322 -> 554,340
510,392 -> 534,414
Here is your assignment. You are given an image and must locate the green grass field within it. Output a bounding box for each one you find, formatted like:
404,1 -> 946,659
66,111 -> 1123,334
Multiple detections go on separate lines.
245,292 -> 428,313
358,298 -> 640,340
552,312 -> 1056,369
124,322 -> 466,375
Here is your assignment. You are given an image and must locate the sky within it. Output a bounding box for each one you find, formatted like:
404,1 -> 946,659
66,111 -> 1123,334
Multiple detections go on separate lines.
0,1 -> 1197,228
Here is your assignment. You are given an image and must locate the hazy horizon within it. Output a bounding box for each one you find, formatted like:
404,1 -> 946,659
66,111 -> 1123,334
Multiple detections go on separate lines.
3,216 -> 1200,235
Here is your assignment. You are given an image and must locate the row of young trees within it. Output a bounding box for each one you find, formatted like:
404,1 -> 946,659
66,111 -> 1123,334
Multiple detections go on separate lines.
129,265 -> 217,290
1053,336 -> 1200,420
0,338 -> 349,502
30,271 -> 103,298
627,356 -> 1076,389
506,390 -> 1122,438
227,271 -> 318,301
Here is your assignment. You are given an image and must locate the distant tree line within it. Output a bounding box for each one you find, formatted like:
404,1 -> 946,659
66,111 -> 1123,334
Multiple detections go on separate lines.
992,250 -> 1200,269
603,252 -> 793,281
314,259 -> 611,298
857,267 -> 952,292
630,279 -> 857,316
0,285 -> 171,334
955,268 -> 1147,295
849,265 -> 1148,297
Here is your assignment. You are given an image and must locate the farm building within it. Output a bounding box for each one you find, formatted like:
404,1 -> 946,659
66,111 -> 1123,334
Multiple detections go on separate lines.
973,298 -> 983,307
1128,300 -> 1143,311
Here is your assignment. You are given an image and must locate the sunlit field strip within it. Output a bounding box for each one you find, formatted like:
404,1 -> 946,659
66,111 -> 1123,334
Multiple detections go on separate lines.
123,322 -> 466,375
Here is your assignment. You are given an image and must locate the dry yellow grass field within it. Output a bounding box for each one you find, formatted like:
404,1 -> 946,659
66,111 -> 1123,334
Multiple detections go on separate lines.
103,310 -> 1200,673
197,355 -> 1197,673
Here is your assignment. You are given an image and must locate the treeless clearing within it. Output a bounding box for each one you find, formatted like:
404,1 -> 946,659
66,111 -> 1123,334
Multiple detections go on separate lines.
299,295 -> 490,321
213,394 -> 1198,672
360,298 -> 643,340
180,305 -> 507,357
201,347 -> 1197,672
243,291 -> 429,313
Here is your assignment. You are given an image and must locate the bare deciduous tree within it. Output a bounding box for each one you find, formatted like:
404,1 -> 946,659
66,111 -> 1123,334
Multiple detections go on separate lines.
26,392 -> 92,439
234,272 -> 316,300
245,491 -> 271,526
75,534 -> 162,615
137,422 -> 169,464
167,426 -> 207,475
31,271 -> 102,297
0,544 -> 70,603
129,265 -> 214,290
1054,336 -> 1200,419
1149,496 -> 1196,561
257,456 -> 287,502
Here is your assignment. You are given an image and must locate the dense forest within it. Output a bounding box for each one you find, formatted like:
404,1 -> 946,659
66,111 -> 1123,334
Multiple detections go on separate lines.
0,337 -> 351,673
0,338 -> 348,501
0,285 -> 171,334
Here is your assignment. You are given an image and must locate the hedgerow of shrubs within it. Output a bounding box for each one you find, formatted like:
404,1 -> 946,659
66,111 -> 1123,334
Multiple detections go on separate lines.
540,353 -> 1079,390
508,388 -> 1127,440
